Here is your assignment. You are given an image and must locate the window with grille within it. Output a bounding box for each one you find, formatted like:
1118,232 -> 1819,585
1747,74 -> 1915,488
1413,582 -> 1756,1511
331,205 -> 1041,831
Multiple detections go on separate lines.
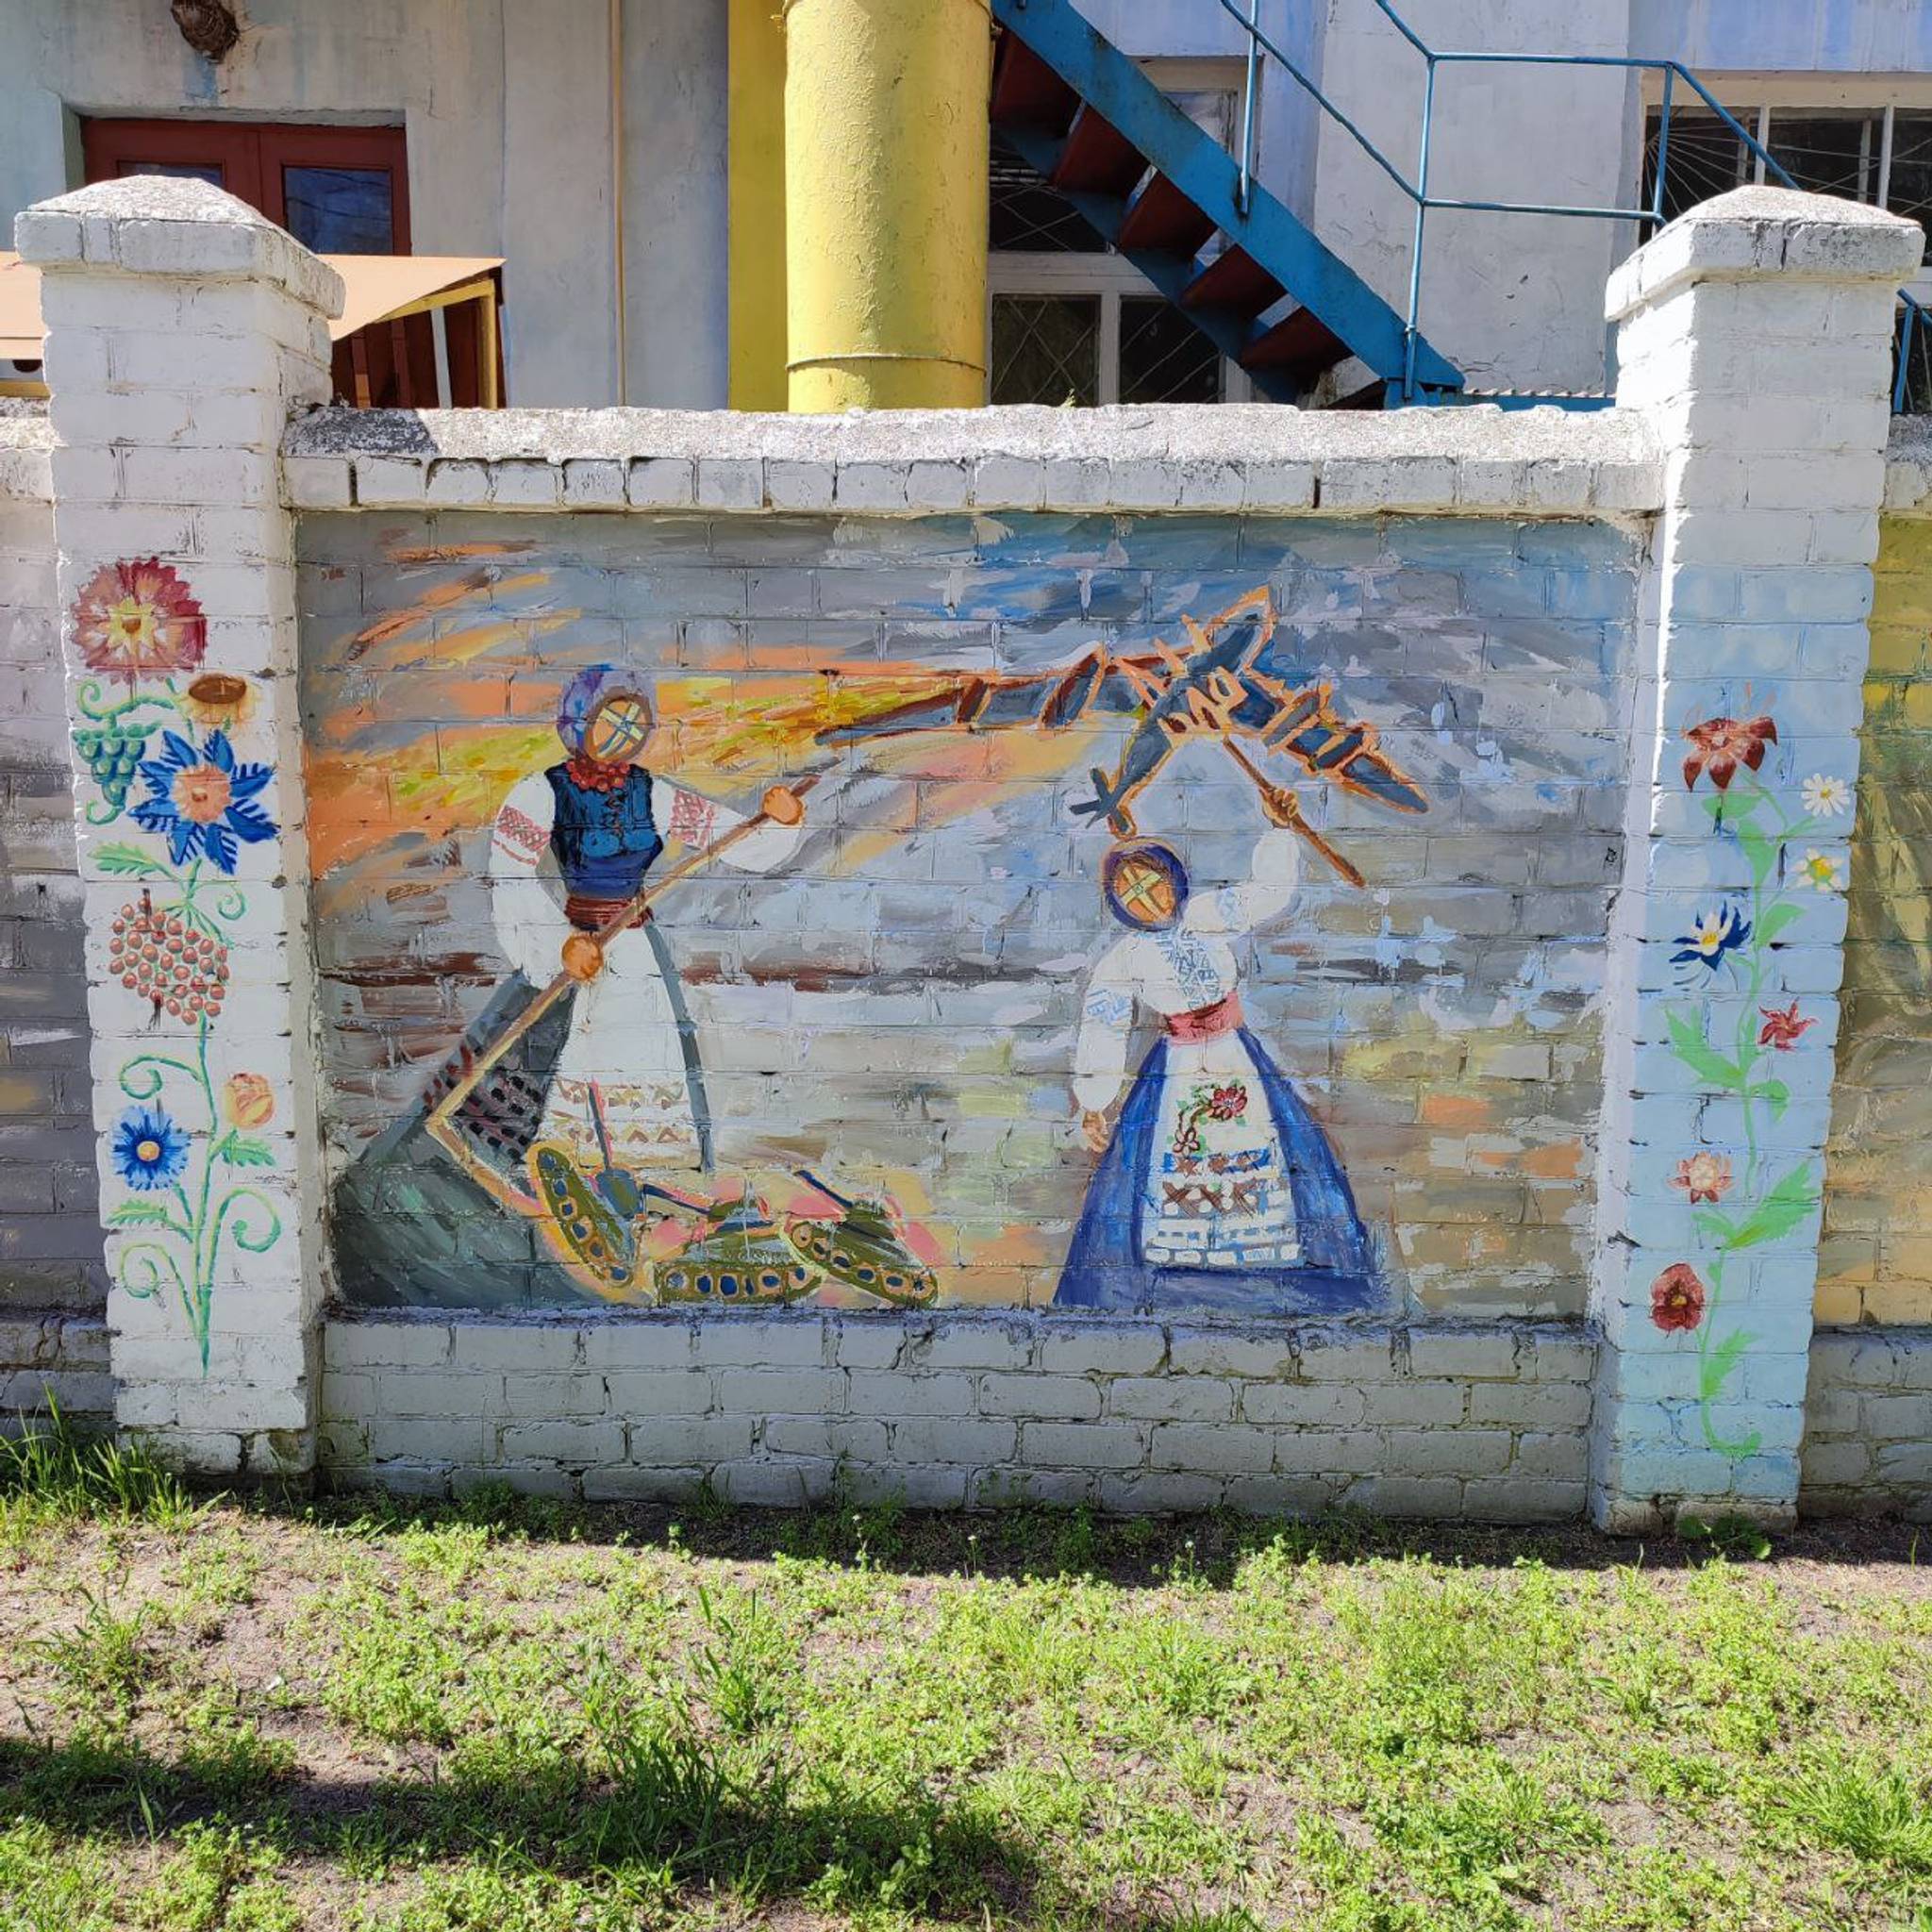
989,69 -> 1241,406
1642,104 -> 1932,249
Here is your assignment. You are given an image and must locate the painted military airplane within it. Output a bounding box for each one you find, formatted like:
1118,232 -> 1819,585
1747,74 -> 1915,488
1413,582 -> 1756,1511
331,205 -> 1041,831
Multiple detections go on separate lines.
814,587 -> 1427,861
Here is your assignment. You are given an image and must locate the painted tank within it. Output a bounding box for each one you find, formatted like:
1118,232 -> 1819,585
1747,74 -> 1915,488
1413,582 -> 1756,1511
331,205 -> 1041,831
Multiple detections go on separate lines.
646,1183 -> 820,1307
784,1170 -> 939,1307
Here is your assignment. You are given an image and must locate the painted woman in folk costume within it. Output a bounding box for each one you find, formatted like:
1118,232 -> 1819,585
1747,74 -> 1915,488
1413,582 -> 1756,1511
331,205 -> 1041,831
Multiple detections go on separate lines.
1056,817 -> 1376,1315
456,664 -> 804,1281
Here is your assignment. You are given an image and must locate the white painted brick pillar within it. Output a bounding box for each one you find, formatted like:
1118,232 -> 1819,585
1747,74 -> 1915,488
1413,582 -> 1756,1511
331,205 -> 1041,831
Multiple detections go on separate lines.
16,178 -> 342,1475
1589,187 -> 1922,1531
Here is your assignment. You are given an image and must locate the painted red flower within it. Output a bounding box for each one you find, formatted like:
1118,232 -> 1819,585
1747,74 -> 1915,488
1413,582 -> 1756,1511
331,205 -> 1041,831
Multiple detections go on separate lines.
73,558 -> 207,687
1671,1153 -> 1732,1205
1682,715 -> 1776,792
1758,1002 -> 1817,1050
1650,1262 -> 1707,1334
1206,1083 -> 1248,1122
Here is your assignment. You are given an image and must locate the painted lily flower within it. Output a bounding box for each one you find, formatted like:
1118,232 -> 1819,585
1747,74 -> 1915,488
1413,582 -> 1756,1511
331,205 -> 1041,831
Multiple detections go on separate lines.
73,558 -> 207,687
1671,1152 -> 1733,1205
1671,904 -> 1751,973
111,1105 -> 190,1192
1799,849 -> 1844,892
1650,1262 -> 1707,1334
1682,715 -> 1776,792
130,730 -> 276,874
1758,1002 -> 1816,1050
1800,773 -> 1850,820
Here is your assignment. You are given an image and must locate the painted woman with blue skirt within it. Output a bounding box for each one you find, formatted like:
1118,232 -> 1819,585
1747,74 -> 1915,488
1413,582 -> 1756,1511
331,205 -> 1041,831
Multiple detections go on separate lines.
1056,820 -> 1378,1315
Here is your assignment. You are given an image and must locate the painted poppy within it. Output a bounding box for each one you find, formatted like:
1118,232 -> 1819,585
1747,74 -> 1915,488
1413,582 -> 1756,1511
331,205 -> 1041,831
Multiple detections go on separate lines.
73,558 -> 207,687
1650,1262 -> 1707,1334
1671,1153 -> 1732,1205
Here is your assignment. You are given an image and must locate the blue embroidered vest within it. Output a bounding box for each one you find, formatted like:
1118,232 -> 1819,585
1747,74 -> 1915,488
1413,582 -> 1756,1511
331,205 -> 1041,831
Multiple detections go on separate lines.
544,764 -> 662,902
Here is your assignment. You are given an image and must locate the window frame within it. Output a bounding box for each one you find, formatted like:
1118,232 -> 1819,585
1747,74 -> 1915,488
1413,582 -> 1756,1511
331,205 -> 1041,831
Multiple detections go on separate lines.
79,118 -> 411,254
988,58 -> 1251,405
1637,78 -> 1932,291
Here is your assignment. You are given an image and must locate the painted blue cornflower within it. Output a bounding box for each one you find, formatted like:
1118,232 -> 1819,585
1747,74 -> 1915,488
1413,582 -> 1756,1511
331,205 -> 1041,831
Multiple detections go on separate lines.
130,730 -> 275,874
1671,903 -> 1752,974
111,1105 -> 190,1191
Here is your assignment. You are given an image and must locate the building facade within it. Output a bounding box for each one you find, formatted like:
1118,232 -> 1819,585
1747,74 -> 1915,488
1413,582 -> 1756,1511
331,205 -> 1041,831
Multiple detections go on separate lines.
6,0 -> 1932,411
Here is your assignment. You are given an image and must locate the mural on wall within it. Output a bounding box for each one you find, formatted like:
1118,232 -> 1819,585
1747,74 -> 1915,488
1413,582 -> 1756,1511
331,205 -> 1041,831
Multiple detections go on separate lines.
69,558 -> 285,1367
300,511 -> 1637,1318
1654,712 -> 1847,1455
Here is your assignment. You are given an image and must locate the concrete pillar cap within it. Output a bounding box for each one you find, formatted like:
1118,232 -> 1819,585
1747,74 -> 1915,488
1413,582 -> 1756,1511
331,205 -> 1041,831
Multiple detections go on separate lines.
13,175 -> 343,320
1606,184 -> 1924,323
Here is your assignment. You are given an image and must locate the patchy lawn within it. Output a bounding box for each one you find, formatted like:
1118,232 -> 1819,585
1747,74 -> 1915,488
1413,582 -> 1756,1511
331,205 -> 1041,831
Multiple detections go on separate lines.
0,1439 -> 1928,1931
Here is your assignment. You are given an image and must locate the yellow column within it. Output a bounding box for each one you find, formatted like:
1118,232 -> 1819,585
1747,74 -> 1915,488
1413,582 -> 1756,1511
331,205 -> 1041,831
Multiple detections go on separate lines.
728,0 -> 789,410
782,0 -> 991,411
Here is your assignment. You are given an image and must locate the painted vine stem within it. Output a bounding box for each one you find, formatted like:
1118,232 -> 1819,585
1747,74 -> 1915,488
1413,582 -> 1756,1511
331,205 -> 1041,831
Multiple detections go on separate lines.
70,558 -> 284,1370
1658,714 -> 1848,1458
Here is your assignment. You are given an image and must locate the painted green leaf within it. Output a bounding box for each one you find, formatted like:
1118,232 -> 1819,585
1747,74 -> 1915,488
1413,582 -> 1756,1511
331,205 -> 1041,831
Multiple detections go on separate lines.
1698,1326 -> 1753,1403
1746,1078 -> 1790,1121
94,842 -> 166,878
1693,1208 -> 1740,1247
214,1133 -> 275,1169
1757,902 -> 1803,945
1725,1162 -> 1818,1251
1666,1009 -> 1745,1089
1735,820 -> 1779,890
106,1200 -> 183,1231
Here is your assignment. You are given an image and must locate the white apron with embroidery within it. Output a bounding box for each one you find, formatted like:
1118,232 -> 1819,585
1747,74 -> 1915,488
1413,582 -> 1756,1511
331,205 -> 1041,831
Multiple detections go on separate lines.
1073,828 -> 1303,1269
487,773 -> 802,1174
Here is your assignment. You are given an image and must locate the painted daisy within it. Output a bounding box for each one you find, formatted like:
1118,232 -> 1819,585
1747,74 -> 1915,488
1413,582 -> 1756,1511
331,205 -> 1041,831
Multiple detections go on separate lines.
111,1105 -> 190,1191
1800,849 -> 1844,892
1801,773 -> 1851,819
1670,903 -> 1752,972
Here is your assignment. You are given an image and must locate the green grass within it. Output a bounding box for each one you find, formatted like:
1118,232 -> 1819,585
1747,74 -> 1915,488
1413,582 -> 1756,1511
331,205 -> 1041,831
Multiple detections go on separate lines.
0,1491 -> 1926,1931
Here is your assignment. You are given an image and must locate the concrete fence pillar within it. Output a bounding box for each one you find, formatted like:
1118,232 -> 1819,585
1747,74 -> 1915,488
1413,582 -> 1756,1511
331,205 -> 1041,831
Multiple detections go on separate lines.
16,178 -> 342,1475
1589,187 -> 1923,1530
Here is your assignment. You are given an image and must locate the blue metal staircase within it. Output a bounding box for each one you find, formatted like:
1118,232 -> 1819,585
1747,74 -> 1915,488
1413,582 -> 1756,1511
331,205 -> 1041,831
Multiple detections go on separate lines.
989,0 -> 1465,408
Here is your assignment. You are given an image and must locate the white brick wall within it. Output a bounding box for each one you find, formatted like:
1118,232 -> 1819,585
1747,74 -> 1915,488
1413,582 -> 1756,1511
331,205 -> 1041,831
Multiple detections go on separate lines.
322,1312 -> 1596,1521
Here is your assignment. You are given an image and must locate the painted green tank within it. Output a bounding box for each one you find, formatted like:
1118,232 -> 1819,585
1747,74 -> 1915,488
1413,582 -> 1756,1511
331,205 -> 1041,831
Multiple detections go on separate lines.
646,1183 -> 820,1307
784,1170 -> 939,1307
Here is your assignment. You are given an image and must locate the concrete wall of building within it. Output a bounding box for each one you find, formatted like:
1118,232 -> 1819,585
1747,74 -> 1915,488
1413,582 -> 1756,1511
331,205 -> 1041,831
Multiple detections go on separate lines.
0,0 -> 730,410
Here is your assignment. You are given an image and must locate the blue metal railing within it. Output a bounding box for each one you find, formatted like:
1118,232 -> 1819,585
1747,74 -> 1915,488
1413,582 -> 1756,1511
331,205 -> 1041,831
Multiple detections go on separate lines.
1208,0 -> 1929,408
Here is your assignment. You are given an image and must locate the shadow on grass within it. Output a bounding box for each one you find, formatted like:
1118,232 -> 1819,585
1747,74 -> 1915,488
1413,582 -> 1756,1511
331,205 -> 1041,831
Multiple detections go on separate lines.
0,1724 -> 1059,1924
264,1483 -> 1931,1591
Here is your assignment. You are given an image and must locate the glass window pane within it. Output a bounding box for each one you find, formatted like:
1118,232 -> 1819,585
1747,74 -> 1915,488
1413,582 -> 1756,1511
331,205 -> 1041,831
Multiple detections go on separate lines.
1884,112 -> 1932,259
117,159 -> 224,188
1767,111 -> 1880,203
1642,109 -> 1750,223
282,165 -> 394,253
991,295 -> 1100,406
1119,297 -> 1221,404
990,133 -> 1105,253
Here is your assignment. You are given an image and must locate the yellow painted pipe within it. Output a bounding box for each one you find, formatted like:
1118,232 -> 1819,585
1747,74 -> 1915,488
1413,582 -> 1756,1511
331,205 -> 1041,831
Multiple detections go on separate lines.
782,0 -> 991,411
728,0 -> 789,410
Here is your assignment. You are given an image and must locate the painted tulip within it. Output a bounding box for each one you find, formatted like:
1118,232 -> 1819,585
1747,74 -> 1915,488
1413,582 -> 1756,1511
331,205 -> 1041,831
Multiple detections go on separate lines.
224,1072 -> 275,1128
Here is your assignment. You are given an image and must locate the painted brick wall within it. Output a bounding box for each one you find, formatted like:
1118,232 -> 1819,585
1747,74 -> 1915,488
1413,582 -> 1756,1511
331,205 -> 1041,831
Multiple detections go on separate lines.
322,1309 -> 1597,1518
0,476 -> 105,1319
1819,515 -> 1932,1327
297,508 -> 1637,1326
